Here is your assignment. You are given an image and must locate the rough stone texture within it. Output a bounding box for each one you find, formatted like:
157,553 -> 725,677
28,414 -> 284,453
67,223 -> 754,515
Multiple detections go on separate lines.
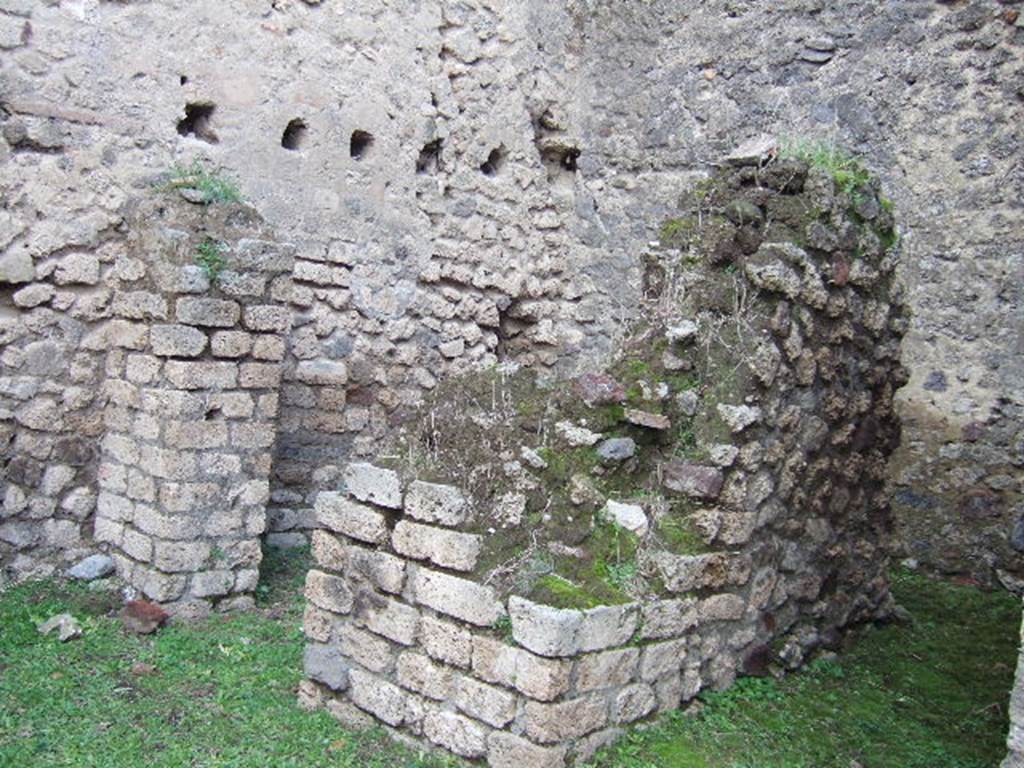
82,198 -> 292,608
1,0 -> 1019,761
300,138 -> 910,762
2,0 -> 1019,591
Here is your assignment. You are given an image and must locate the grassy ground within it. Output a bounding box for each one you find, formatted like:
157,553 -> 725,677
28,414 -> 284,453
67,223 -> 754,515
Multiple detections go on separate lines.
588,570 -> 1021,768
0,554 -> 1018,768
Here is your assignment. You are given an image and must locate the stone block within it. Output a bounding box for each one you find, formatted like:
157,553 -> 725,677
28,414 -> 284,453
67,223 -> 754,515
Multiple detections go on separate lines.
81,319 -> 149,351
472,636 -> 571,702
207,392 -> 254,419
423,709 -> 488,759
574,727 -> 624,765
211,330 -> 253,358
164,421 -> 228,450
405,480 -> 468,525
304,643 -> 349,691
454,675 -> 517,727
101,433 -> 140,465
578,603 -> 640,652
1,249 -> 36,283
603,500 -> 647,536
343,463 -> 402,509
54,252 -> 99,285
303,604 -> 333,643
153,540 -> 211,572
487,732 -> 567,768
699,593 -> 747,622
396,651 -> 453,700
344,545 -> 406,594
613,683 -> 656,724
391,520 -> 481,572
13,283 -> 54,308
575,647 -> 640,692
359,596 -> 419,646
191,570 -> 235,598
243,305 -> 291,332
239,363 -> 281,389
420,614 -> 472,668
315,492 -> 388,545
125,354 -> 162,384
122,527 -> 153,562
310,529 -> 347,572
523,694 -> 608,743
252,335 -> 286,361
640,639 -> 687,682
640,598 -> 699,639
413,567 -> 504,627
175,297 -> 241,327
305,569 -> 354,614
163,361 -> 238,390
348,668 -> 407,726
112,290 -> 168,320
42,519 -> 80,548
217,271 -> 266,298
339,622 -> 395,674
97,490 -> 134,522
229,424 -> 275,448
133,504 -> 199,540
140,569 -> 188,602
294,359 -> 348,386
662,460 -> 725,499
509,597 -> 582,657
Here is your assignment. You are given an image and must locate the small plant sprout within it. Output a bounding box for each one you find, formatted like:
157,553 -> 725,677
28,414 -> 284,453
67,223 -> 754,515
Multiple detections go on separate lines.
166,160 -> 242,204
778,137 -> 872,198
195,238 -> 228,283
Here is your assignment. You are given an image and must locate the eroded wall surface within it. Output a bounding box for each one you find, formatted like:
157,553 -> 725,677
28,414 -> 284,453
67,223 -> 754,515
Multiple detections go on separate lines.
1,1 -> 1021,582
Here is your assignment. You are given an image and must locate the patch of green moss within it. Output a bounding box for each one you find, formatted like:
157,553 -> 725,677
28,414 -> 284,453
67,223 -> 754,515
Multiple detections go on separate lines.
660,217 -> 697,249
530,574 -> 607,610
657,512 -> 710,555
528,522 -> 639,609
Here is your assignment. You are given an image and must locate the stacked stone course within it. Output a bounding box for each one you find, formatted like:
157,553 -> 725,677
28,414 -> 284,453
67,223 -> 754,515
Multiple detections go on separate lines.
300,466 -> 711,767
87,199 -> 294,614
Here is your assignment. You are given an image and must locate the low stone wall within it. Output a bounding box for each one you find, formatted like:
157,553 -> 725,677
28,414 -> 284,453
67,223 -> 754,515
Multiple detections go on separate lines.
300,469 -> 706,766
88,197 -> 293,613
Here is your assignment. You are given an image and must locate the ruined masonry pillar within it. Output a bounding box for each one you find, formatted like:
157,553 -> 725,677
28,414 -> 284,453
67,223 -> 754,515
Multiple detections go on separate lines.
93,200 -> 294,614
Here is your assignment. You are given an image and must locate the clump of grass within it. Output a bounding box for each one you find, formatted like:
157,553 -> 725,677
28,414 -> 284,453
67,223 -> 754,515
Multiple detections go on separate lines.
166,160 -> 242,204
779,138 -> 872,198
492,614 -> 514,644
195,238 -> 228,283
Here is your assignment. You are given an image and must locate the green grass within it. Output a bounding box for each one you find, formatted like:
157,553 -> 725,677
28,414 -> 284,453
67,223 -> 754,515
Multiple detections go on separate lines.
166,160 -> 242,204
0,547 -> 455,768
194,238 -> 228,283
587,570 -> 1020,768
2,563 -> 1017,768
778,138 -> 872,198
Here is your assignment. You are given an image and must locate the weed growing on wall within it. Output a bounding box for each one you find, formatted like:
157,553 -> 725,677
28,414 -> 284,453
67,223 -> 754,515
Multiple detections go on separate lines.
166,160 -> 242,204
779,138 -> 872,198
195,238 -> 228,283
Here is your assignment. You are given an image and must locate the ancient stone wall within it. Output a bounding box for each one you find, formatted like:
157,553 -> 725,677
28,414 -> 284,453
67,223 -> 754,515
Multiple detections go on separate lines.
91,196 -> 293,614
2,1 -> 1020,586
299,154 -> 908,765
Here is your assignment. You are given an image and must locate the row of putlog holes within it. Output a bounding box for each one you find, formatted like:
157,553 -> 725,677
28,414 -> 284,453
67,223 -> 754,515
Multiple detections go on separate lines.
177,99 -> 579,178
